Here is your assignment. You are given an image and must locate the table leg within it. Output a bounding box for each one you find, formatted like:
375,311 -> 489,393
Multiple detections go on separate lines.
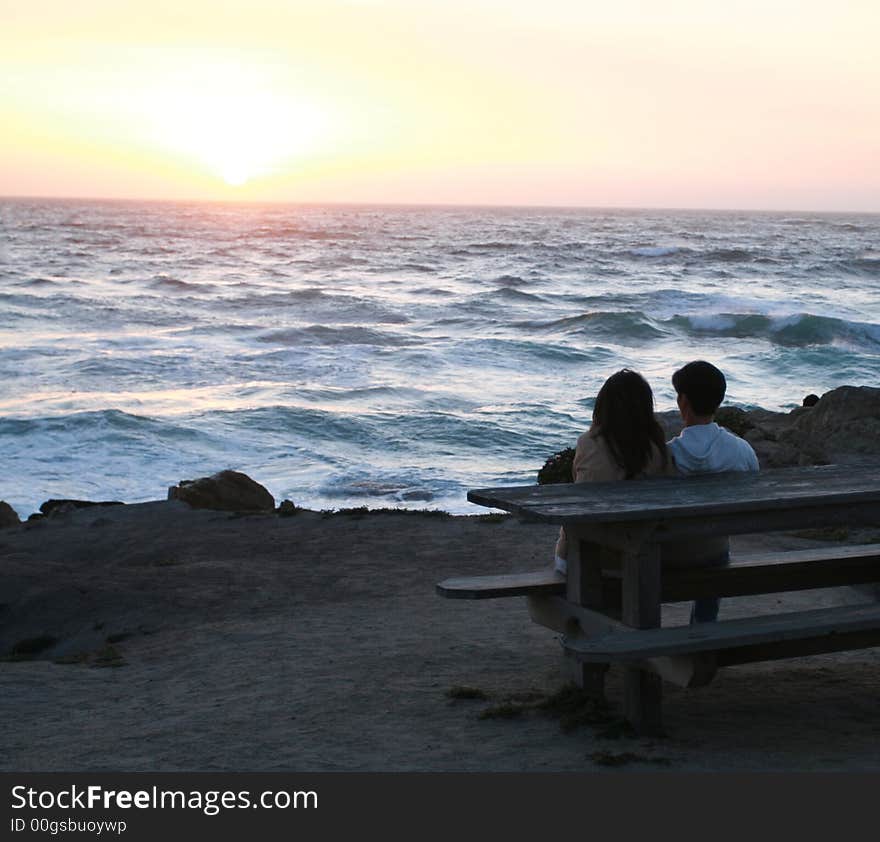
622,541 -> 663,735
566,535 -> 611,697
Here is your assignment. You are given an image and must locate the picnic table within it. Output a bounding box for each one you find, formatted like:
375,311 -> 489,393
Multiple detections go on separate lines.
438,463 -> 880,735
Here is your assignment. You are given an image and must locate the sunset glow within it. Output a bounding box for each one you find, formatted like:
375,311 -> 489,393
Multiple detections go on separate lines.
1,0 -> 879,210
145,79 -> 330,188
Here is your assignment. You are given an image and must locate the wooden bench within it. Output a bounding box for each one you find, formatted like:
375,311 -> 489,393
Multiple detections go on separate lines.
440,464 -> 880,734
564,603 -> 880,662
437,543 -> 880,603
437,569 -> 565,600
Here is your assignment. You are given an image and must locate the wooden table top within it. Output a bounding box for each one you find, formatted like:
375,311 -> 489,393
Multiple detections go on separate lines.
468,463 -> 880,525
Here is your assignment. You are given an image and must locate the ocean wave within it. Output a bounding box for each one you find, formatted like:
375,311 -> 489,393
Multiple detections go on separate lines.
630,245 -> 680,257
389,410 -> 553,452
257,325 -> 416,347
628,245 -> 755,262
517,309 -> 880,349
487,287 -> 546,303
206,405 -> 377,444
466,241 -> 519,250
221,289 -> 410,323
67,353 -> 188,379
516,311 -> 667,341
458,289 -> 547,314
0,409 -> 207,439
0,291 -> 93,313
15,277 -> 61,288
139,245 -> 181,255
833,256 -> 880,277
450,241 -> 519,256
493,274 -> 528,287
294,384 -> 426,404
148,275 -> 200,291
703,248 -> 754,261
240,225 -> 358,241
454,337 -> 611,365
167,322 -> 264,337
669,313 -> 880,348
148,275 -> 209,292
395,262 -> 436,273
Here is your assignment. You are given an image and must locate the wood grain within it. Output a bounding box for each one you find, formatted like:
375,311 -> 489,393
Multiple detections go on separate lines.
467,464 -> 880,526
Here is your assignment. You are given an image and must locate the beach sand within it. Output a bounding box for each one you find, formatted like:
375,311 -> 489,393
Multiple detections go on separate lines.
1,501 -> 878,771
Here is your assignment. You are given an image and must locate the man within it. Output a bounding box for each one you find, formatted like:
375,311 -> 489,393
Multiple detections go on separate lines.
665,360 -> 759,622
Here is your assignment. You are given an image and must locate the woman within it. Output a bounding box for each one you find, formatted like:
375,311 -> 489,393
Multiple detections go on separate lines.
554,368 -> 673,573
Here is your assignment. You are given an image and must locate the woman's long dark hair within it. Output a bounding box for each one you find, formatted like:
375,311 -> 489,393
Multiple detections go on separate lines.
592,369 -> 668,479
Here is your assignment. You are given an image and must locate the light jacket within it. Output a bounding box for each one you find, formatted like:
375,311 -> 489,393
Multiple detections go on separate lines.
662,422 -> 760,565
667,422 -> 759,475
555,427 -> 673,560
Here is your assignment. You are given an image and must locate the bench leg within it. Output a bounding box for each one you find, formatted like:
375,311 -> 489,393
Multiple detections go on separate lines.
624,668 -> 663,736
568,656 -> 608,698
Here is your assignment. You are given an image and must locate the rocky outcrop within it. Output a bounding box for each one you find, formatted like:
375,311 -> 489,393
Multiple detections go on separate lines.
748,386 -> 880,467
0,501 -> 20,528
537,449 -> 576,485
39,499 -> 124,518
539,386 -> 880,480
168,470 -> 275,512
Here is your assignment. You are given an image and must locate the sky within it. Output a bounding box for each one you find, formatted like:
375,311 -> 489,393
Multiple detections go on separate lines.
1,0 -> 878,210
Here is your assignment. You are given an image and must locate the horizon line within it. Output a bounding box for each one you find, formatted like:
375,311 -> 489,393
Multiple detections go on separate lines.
1,193 -> 878,216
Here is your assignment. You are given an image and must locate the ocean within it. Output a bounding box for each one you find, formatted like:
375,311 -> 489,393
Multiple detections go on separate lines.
1,199 -> 878,517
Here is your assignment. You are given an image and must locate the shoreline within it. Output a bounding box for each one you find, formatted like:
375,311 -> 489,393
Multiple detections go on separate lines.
5,384 -> 880,524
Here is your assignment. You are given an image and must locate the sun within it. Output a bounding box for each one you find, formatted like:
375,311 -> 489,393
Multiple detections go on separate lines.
145,66 -> 328,189
222,165 -> 250,187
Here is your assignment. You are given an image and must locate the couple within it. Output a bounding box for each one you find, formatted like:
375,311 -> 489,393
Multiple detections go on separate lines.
554,360 -> 759,623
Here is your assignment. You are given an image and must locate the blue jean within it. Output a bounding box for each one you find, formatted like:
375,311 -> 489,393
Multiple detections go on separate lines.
689,551 -> 730,624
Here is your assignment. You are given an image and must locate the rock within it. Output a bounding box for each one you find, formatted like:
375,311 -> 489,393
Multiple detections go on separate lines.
777,386 -> 880,466
277,499 -> 298,517
714,406 -> 754,438
39,499 -> 125,518
802,394 -> 820,407
537,448 -> 575,485
168,470 -> 275,512
0,501 -> 20,528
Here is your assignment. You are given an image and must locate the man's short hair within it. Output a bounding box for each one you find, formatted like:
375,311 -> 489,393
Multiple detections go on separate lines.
672,360 -> 726,416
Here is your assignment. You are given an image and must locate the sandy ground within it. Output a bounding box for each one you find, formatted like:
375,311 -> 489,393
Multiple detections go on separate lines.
1,501 -> 879,772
